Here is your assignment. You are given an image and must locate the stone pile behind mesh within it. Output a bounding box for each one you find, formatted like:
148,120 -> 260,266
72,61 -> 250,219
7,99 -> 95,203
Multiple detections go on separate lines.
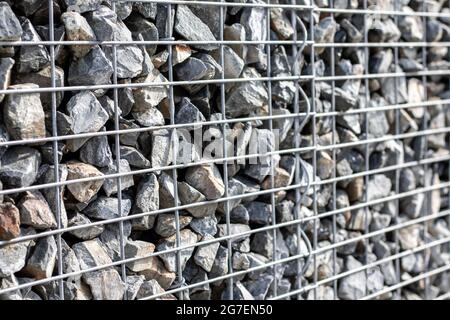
0,0 -> 450,300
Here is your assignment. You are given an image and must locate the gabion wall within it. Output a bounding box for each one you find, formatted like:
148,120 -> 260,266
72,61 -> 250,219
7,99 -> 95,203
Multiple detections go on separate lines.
0,0 -> 450,300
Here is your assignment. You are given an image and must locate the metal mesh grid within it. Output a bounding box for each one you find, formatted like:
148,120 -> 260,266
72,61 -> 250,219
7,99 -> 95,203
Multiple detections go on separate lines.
0,0 -> 449,300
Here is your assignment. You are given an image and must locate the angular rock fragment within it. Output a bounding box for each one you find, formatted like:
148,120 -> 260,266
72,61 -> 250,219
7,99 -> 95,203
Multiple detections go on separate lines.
157,229 -> 198,272
66,91 -> 109,135
0,146 -> 41,188
101,159 -> 134,197
131,173 -> 159,230
72,239 -> 125,300
3,84 -> 46,141
155,213 -> 192,238
24,236 -> 57,279
68,46 -> 113,86
0,203 -> 20,240
185,164 -> 225,200
174,5 -> 217,51
83,196 -> 132,220
17,18 -> 50,73
0,2 -> 23,41
125,240 -> 156,272
66,162 -> 104,203
18,191 -> 56,230
194,235 -> 220,272
64,0 -> 102,13
68,213 -> 104,240
61,11 -> 96,59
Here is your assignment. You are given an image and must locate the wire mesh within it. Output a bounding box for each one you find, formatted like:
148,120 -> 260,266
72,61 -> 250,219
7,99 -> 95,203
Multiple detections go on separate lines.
0,0 -> 449,301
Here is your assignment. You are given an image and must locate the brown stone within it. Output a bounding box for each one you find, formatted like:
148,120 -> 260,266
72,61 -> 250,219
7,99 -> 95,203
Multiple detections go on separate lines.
0,203 -> 20,240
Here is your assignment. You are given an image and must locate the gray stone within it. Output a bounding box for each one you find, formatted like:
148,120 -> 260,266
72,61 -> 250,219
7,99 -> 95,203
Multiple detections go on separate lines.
66,91 -> 109,135
0,146 -> 41,188
399,6 -> 424,42
209,246 -> 229,281
190,215 -> 218,237
17,18 -> 49,73
157,229 -> 199,272
125,240 -> 156,272
0,229 -> 34,277
3,84 -> 46,141
224,23 -> 246,59
367,174 -> 392,202
315,17 -> 337,54
211,46 -> 245,79
154,213 -> 192,238
99,221 -> 132,261
225,67 -> 268,117
61,11 -> 96,58
132,70 -> 168,126
68,46 -> 113,86
83,196 -> 132,220
79,132 -> 113,168
64,0 -> 102,13
133,2 -> 157,19
243,275 -> 274,300
194,234 -> 220,272
321,85 -> 358,111
178,181 -> 218,218
126,275 -> 145,300
185,164 -> 225,200
23,236 -> 57,279
338,256 -> 366,300
68,213 -> 104,240
174,5 -> 217,51
101,159 -> 134,197
0,2 -> 22,41
72,239 -> 125,300
131,173 -> 159,231
174,57 -> 209,82
0,58 -> 14,103
39,165 -> 69,228
116,145 -> 151,168
136,279 -> 175,300
18,191 -> 56,230
151,129 -> 173,170
175,98 -> 206,129
66,161 -> 104,203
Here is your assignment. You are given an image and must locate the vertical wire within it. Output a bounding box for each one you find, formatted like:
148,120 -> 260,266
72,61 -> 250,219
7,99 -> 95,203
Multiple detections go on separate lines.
392,0 -> 402,299
48,0 -> 64,300
265,0 -> 278,297
218,0 -> 234,300
420,0 -> 430,299
362,0 -> 370,298
166,2 -> 184,301
111,0 -> 128,299
290,0 -> 303,301
329,0 -> 338,300
447,0 -> 450,265
310,2 -> 318,300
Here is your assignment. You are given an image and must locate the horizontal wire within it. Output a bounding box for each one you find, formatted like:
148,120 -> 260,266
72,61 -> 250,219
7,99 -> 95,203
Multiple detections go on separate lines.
2,97 -> 449,149
361,264 -> 450,300
112,0 -> 450,18
271,234 -> 450,300
0,69 -> 449,96
1,205 -> 447,298
2,123 -> 449,198
1,39 -> 449,48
